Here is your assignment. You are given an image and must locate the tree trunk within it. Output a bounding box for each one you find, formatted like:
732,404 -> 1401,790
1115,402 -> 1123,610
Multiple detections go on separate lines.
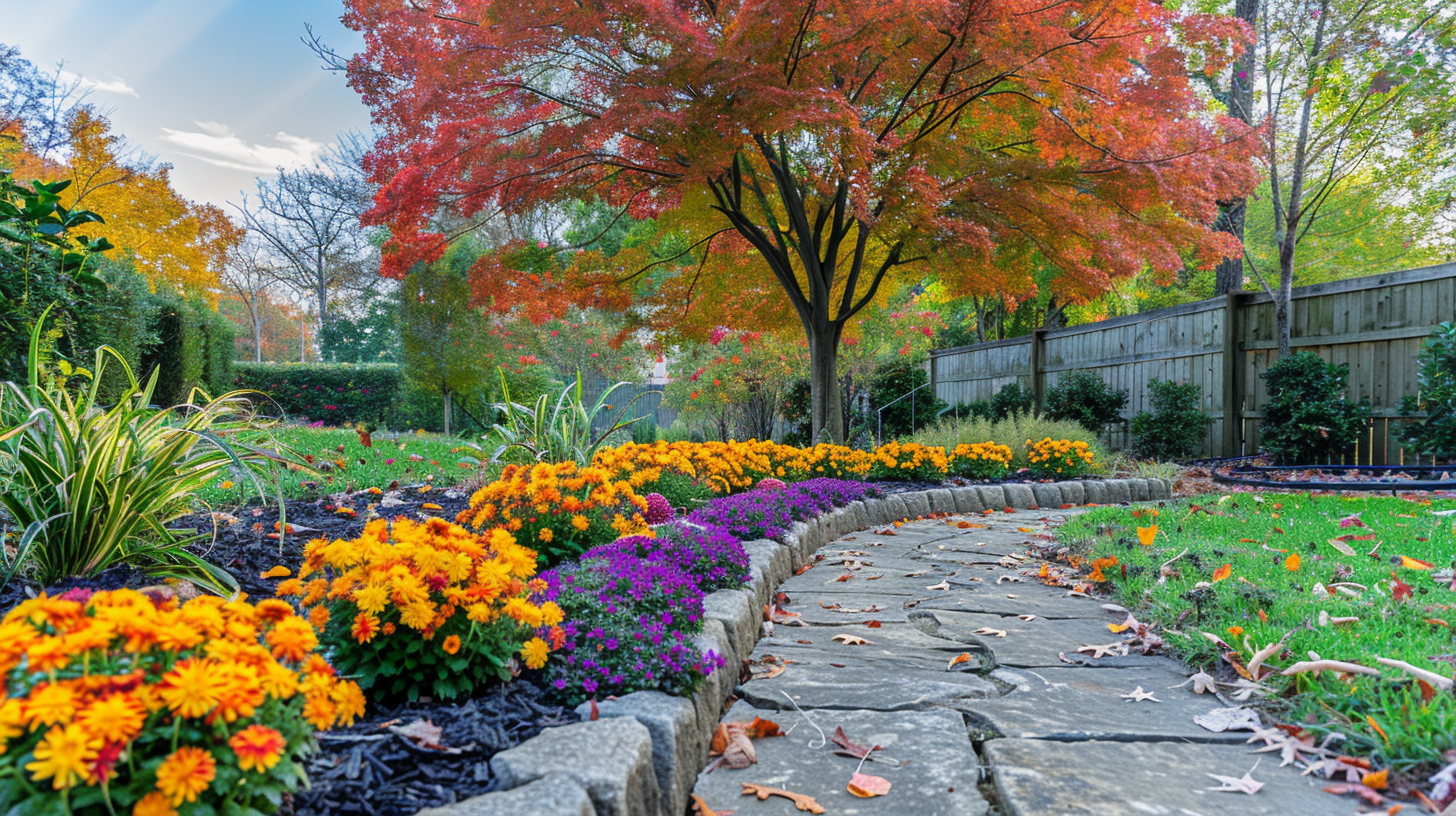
808,323 -> 844,443
443,387 -> 453,436
1214,0 -> 1258,296
254,320 -> 264,362
1276,231 -> 1296,357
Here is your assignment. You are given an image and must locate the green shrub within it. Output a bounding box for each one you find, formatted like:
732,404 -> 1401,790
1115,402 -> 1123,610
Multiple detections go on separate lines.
199,306 -> 235,395
869,359 -> 945,439
1044,371 -> 1127,433
946,381 -> 1037,423
1400,322 -> 1456,462
1131,380 -> 1210,460
632,414 -> 659,444
234,362 -> 404,426
1260,352 -> 1370,465
912,412 -> 1109,473
142,294 -> 205,407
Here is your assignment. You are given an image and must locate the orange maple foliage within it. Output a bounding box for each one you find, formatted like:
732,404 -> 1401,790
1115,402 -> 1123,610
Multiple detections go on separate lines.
345,0 -> 1260,439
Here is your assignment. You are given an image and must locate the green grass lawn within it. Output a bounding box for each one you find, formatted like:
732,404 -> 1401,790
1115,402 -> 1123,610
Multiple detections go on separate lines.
1061,492 -> 1456,773
194,426 -> 498,507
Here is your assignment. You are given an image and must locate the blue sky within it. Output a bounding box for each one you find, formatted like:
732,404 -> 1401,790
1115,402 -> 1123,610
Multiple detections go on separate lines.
0,0 -> 370,207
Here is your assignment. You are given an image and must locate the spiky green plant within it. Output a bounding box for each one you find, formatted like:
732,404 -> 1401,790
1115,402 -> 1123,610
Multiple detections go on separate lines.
484,369 -> 644,464
0,307 -> 286,591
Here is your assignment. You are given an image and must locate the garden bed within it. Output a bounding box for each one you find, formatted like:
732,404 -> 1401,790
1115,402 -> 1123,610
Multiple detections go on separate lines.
1055,491 -> 1456,801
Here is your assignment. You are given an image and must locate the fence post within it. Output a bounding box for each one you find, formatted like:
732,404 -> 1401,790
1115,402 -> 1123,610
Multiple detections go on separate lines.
1221,291 -> 1242,457
928,352 -> 938,405
1030,329 -> 1047,412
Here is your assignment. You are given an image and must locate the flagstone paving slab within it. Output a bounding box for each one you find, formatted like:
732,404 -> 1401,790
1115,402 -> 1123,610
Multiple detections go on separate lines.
695,508 -> 1352,816
691,703 -> 987,816
986,738 -> 1354,816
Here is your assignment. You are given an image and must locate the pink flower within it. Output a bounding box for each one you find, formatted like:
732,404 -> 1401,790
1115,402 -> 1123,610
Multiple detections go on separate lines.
1338,513 -> 1366,529
384,459 -> 395,465
538,240 -> 548,249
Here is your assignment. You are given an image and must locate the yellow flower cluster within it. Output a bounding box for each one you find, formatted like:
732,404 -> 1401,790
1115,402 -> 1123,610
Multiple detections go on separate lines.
0,589 -> 361,812
948,442 -> 1014,479
458,461 -> 651,562
1025,437 -> 1096,476
868,441 -> 949,481
592,440 -> 872,494
285,517 -> 560,689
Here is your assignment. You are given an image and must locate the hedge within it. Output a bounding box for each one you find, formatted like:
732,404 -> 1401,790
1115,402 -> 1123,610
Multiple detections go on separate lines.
233,362 -> 405,426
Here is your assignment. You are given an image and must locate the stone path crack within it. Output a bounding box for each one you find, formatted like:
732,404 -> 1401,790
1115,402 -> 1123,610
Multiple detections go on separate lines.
691,509 -> 1360,816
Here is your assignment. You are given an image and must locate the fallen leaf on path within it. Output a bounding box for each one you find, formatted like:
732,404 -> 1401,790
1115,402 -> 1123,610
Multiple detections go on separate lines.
764,604 -> 804,625
1360,769 -> 1387,790
947,653 -> 975,670
865,620 -> 882,628
847,772 -> 892,798
832,634 -> 871,646
1206,761 -> 1265,795
831,726 -> 879,759
1193,707 -> 1260,733
705,733 -> 756,772
1018,614 -> 1037,622
740,783 -> 825,813
691,794 -> 733,815
746,657 -> 787,681
925,580 -> 951,591
1120,686 -> 1160,703
972,627 -> 1007,638
1321,783 -> 1385,805
1077,643 -> 1126,659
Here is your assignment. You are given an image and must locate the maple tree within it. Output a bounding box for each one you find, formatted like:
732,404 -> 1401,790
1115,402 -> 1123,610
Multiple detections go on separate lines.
346,0 -> 1260,441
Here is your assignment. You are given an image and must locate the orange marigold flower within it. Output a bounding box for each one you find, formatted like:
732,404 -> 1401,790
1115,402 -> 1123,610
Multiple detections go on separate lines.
520,637 -> 550,670
308,605 -> 331,631
442,634 -> 462,655
77,693 -> 147,744
351,611 -> 380,644
25,723 -> 98,789
132,791 -> 177,816
155,746 -> 216,805
230,725 -> 287,773
266,616 -> 318,663
538,527 -> 553,543
160,659 -> 225,719
24,683 -> 79,728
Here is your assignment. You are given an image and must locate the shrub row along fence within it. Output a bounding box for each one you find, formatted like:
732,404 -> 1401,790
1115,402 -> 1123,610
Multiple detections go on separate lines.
928,263 -> 1456,464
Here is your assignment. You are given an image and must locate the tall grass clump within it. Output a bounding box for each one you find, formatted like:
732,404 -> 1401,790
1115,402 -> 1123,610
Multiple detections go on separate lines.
911,412 -> 1110,473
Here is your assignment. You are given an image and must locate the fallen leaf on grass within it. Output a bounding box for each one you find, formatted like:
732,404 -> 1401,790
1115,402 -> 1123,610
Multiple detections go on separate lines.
1212,563 -> 1232,582
1206,760 -> 1265,795
1400,555 -> 1435,570
1137,525 -> 1158,546
1285,553 -> 1301,571
740,783 -> 825,813
832,634 -> 871,646
1328,538 -> 1358,556
847,772 -> 892,798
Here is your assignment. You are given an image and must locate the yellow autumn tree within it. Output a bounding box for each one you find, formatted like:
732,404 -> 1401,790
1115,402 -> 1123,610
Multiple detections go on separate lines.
59,109 -> 238,298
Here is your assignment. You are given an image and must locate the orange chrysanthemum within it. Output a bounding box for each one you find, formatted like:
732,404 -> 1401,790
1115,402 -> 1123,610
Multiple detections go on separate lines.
155,746 -> 216,805
229,725 -> 288,773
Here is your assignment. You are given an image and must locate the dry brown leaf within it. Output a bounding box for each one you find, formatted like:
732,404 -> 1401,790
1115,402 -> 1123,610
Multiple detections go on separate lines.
1206,761 -> 1265,795
832,634 -> 871,646
690,794 -> 733,816
972,627 -> 1007,638
830,726 -> 878,759
740,783 -> 825,813
847,771 -> 892,797
388,719 -> 465,753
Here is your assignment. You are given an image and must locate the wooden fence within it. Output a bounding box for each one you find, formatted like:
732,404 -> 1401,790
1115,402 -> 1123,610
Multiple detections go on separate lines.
927,263 -> 1456,464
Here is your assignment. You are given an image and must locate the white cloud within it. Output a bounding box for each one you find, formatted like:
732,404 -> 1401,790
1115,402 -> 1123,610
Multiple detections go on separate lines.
57,69 -> 138,97
159,123 -> 327,174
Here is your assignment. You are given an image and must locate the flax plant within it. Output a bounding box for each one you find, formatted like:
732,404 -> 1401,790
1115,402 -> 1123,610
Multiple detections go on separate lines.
0,307 -> 286,591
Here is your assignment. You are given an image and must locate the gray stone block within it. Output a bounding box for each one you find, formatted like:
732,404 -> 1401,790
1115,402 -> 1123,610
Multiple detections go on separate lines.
692,619 -> 733,711
739,560 -> 770,609
977,484 -> 1006,509
952,486 -> 985,514
1030,483 -> 1062,509
1154,478 -> 1173,499
1002,483 -> 1036,509
1106,480 -> 1132,504
901,491 -> 932,518
869,497 -> 893,526
1083,480 -> 1109,504
886,494 -> 910,521
742,539 -> 789,588
574,692 -> 703,816
926,488 -> 957,515
420,773 -> 596,816
491,719 -> 659,816
1058,481 -> 1085,506
702,590 -> 756,666
1129,478 -> 1150,502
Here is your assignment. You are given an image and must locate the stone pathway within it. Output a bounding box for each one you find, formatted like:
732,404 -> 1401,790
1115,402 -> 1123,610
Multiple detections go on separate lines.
691,509 -> 1354,816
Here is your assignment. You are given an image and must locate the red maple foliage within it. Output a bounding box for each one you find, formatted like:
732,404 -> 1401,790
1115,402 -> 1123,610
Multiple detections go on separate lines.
344,0 -> 1260,440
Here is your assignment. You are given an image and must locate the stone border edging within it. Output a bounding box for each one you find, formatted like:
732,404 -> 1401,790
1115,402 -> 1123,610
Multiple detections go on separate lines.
417,477 -> 1172,816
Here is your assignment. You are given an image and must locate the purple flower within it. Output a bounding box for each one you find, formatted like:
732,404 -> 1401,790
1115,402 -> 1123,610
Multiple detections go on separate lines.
644,492 -> 674,525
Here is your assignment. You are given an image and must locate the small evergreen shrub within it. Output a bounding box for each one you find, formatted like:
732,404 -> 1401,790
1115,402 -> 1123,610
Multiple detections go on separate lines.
946,381 -> 1037,423
1131,380 -> 1211,460
1399,322 -> 1456,462
1259,352 -> 1370,465
869,359 -> 945,438
632,415 -> 659,444
1044,371 -> 1128,433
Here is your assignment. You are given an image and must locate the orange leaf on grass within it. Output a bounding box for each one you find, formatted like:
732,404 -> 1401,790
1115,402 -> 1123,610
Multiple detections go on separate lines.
1399,555 -> 1434,570
1284,553 -> 1301,571
1088,556 -> 1118,582
847,772 -> 892,798
1137,525 -> 1158,546
1212,563 -> 1232,582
